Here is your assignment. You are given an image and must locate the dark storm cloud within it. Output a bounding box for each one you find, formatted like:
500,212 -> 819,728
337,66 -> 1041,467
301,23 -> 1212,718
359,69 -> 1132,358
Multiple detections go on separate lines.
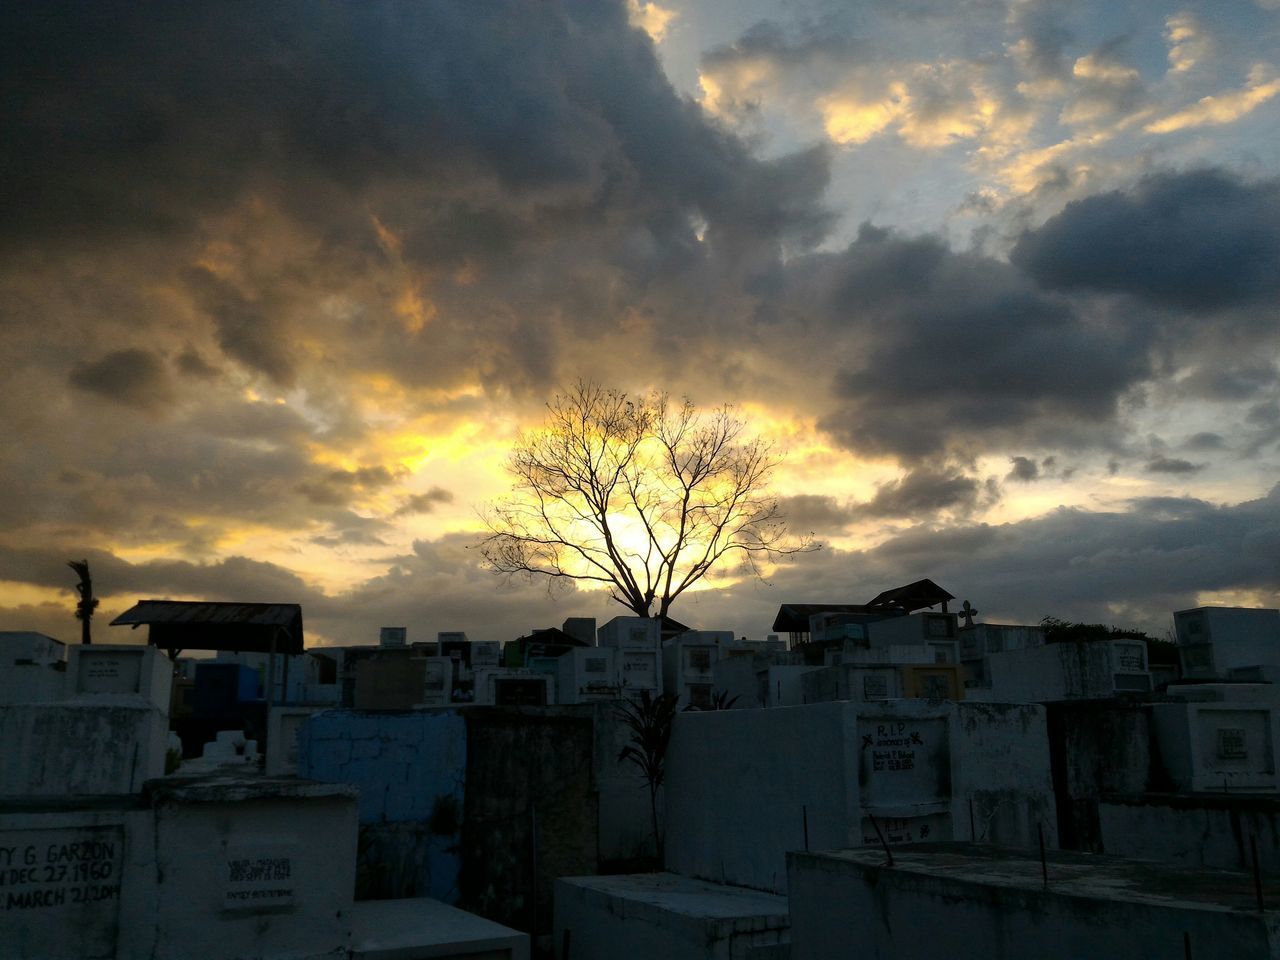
392,488 -> 456,518
181,268 -> 297,387
872,0 -> 1005,20
1007,457 -> 1039,482
0,544 -> 319,605
1011,170 -> 1280,312
1,3 -> 613,244
306,484 -> 1280,643
1060,37 -> 1146,126
1248,402 -> 1280,426
1,0 -> 834,403
313,534 -> 592,644
738,485 -> 1280,634
175,348 -> 220,380
1184,432 -> 1225,451
1145,456 -> 1204,474
0,1 -> 830,253
0,0 -> 840,569
701,19 -> 862,74
1175,363 -> 1279,402
811,228 -> 1150,460
298,465 -> 407,508
1007,0 -> 1072,83
775,495 -> 856,534
68,349 -> 174,411
309,512 -> 393,549
852,467 -> 994,519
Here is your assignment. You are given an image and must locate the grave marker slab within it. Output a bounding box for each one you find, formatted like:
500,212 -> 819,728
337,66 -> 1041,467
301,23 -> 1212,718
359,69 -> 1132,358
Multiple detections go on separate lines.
0,825 -> 124,959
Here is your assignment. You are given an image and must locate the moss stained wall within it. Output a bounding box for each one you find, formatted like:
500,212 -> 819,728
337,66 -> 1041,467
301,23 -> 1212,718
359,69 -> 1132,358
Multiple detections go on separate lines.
459,707 -> 597,937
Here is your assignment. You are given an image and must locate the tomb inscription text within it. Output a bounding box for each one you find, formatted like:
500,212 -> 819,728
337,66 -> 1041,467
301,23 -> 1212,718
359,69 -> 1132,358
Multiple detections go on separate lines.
0,826 -> 124,959
224,843 -> 298,911
0,829 -> 122,912
862,721 -> 923,773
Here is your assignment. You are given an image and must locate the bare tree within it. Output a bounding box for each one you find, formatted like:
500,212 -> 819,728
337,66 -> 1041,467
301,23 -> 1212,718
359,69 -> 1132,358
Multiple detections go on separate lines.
480,381 -> 814,618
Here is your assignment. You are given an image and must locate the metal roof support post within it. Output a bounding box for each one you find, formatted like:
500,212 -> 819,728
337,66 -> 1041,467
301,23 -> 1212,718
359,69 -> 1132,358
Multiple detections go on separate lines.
264,627 -> 279,766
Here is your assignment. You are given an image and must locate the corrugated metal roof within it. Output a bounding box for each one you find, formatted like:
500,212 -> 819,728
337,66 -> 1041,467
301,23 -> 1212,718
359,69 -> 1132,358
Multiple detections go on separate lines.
866,578 -> 954,612
111,600 -> 301,627
110,600 -> 304,654
772,603 -> 872,633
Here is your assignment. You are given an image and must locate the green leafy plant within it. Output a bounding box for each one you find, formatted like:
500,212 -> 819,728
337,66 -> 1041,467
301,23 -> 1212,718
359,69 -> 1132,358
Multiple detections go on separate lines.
690,689 -> 739,711
616,690 -> 680,863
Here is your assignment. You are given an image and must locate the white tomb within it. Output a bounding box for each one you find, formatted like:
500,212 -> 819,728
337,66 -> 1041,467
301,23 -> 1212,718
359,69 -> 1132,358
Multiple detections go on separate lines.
865,612 -> 960,664
67,643 -> 173,710
662,631 -> 734,709
666,699 -> 1056,893
986,639 -> 1152,701
470,640 -> 502,672
598,618 -> 663,699
473,669 -> 554,707
1175,606 -> 1280,679
265,706 -> 328,775
958,622 -> 1045,686
419,656 -> 455,707
557,647 -> 620,705
0,631 -> 67,704
1150,682 -> 1280,793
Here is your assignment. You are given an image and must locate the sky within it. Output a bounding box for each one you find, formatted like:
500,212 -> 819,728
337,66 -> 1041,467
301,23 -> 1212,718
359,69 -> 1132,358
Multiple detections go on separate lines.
2,0 -> 1279,648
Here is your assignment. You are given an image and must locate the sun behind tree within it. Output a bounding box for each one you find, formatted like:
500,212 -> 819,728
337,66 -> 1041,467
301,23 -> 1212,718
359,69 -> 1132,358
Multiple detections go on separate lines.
479,381 -> 815,620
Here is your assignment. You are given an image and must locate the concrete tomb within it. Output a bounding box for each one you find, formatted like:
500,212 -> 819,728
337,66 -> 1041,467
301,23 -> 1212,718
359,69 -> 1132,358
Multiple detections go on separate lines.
0,632 -> 67,705
787,844 -> 1280,960
66,643 -> 173,710
957,622 -> 1044,687
662,632 -> 735,710
472,669 -> 554,706
985,638 -> 1152,701
1,643 -> 171,795
1176,606 -> 1280,680
665,700 -> 1056,893
597,617 -> 662,699
1150,682 -> 1280,793
555,872 -> 790,960
556,647 -> 620,705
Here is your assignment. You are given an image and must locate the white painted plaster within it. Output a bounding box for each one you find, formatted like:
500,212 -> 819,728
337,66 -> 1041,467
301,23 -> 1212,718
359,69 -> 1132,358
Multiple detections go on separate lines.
788,847 -> 1280,960
665,700 -> 1056,893
554,872 -> 789,960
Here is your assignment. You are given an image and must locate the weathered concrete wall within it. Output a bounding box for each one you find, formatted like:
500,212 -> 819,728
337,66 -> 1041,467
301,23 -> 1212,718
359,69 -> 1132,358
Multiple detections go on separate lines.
0,663 -> 65,705
788,846 -> 1280,960
298,709 -> 466,902
0,702 -> 168,796
666,703 -> 858,893
666,701 -> 1056,894
952,702 -> 1057,850
591,701 -> 661,866
460,707 -> 597,939
711,655 -> 763,709
146,777 -> 357,960
1045,700 -> 1151,851
1150,687 -> 1280,793
1100,794 -> 1280,874
66,644 -> 172,711
0,803 -> 152,960
987,641 -> 1120,701
1,776 -> 358,960
554,873 -> 790,960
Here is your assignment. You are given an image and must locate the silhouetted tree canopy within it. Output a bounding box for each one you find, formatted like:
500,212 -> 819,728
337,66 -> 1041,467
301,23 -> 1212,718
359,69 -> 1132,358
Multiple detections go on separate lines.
480,381 -> 813,618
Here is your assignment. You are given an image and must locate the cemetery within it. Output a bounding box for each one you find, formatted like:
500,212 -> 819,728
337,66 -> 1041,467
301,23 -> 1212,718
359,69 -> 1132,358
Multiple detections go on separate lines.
3,592 -> 1280,958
